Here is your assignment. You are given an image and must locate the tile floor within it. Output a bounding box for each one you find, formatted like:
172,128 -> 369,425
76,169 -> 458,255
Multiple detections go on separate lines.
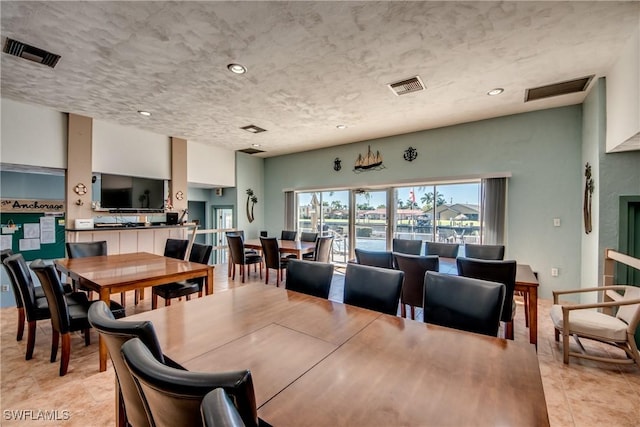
1,263 -> 639,426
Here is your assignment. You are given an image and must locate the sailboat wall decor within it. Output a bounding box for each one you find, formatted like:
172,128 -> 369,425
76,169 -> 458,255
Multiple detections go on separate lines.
353,145 -> 385,173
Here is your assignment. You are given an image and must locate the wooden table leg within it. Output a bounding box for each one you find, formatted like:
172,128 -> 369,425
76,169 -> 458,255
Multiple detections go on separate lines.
206,266 -> 214,295
99,289 -> 110,372
528,286 -> 538,347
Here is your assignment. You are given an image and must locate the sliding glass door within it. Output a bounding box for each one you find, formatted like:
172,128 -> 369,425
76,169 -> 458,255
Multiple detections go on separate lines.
353,190 -> 388,253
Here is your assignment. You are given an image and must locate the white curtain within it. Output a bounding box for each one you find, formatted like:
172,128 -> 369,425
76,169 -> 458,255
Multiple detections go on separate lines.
481,178 -> 507,244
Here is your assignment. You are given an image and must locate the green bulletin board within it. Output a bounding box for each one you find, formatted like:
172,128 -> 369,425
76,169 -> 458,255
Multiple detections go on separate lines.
0,213 -> 66,261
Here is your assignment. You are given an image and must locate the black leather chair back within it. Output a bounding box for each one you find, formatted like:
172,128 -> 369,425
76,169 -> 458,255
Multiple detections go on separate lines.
423,271 -> 505,337
3,253 -> 49,321
354,248 -> 394,269
188,243 -> 213,285
201,389 -> 246,427
343,263 -> 404,315
226,235 -> 247,265
66,241 -> 107,258
300,232 -> 318,242
393,253 -> 439,308
260,237 -> 282,270
30,260 -> 78,335
89,301 -> 179,427
280,230 -> 297,241
464,244 -> 505,260
2,249 -> 23,309
424,242 -> 459,258
392,238 -> 422,255
122,338 -> 259,427
286,259 -> 334,299
456,257 -> 516,322
314,236 -> 334,263
164,239 -> 189,260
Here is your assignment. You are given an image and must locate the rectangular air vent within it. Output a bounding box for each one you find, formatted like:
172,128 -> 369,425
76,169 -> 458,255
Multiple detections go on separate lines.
2,38 -> 61,68
240,125 -> 267,133
525,75 -> 594,102
388,76 -> 425,96
237,148 -> 265,155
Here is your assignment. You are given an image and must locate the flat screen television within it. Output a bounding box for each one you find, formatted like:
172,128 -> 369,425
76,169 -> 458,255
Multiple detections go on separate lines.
98,173 -> 166,210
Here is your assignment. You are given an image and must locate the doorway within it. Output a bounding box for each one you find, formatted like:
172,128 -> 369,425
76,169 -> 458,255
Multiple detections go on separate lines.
618,195 -> 640,346
212,205 -> 234,264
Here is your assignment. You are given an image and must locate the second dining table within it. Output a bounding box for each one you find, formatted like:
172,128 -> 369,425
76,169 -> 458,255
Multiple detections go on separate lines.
243,238 -> 316,259
54,252 -> 214,371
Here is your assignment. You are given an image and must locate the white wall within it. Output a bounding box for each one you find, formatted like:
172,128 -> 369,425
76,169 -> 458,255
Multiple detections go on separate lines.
606,26 -> 640,152
0,98 -> 67,169
187,141 -> 235,187
92,120 -> 171,179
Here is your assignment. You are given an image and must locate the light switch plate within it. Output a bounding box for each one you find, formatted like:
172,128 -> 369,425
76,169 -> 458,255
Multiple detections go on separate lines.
551,268 -> 559,277
553,218 -> 561,227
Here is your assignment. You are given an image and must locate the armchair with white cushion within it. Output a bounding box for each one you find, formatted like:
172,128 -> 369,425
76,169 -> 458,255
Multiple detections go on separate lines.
550,285 -> 640,368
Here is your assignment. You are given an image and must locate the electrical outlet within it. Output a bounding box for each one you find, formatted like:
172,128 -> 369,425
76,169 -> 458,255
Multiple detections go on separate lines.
551,268 -> 559,277
1,285 -> 9,292
553,218 -> 561,227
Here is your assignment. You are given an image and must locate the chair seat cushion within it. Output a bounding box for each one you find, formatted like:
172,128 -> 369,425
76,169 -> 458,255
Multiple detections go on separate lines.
550,305 -> 629,341
154,282 -> 200,299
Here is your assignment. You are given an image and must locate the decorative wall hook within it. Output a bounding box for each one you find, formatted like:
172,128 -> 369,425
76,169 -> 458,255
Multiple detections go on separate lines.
75,199 -> 84,206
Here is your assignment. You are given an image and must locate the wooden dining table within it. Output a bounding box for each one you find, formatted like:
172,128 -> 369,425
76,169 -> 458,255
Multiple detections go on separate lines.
126,284 -> 549,426
439,258 -> 540,346
54,252 -> 214,372
243,238 -> 316,258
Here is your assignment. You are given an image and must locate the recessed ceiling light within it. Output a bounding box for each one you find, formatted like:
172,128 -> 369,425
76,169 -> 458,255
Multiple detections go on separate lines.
227,63 -> 247,74
137,110 -> 151,117
252,144 -> 261,147
487,88 -> 504,96
336,125 -> 347,130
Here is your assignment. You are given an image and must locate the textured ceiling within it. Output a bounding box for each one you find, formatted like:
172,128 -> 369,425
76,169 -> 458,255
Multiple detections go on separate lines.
1,1 -> 638,157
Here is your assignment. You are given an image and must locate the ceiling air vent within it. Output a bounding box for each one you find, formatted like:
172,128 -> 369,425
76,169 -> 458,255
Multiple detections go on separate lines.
240,125 -> 267,134
525,75 -> 594,102
2,37 -> 61,68
237,147 -> 265,155
388,76 -> 425,96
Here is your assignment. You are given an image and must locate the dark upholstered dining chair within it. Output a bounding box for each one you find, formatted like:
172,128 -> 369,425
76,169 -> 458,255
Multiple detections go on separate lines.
227,235 -> 262,283
392,238 -> 422,256
285,259 -> 334,299
456,257 -> 517,339
280,230 -> 297,241
424,242 -> 460,258
66,241 -> 112,302
464,244 -> 505,260
313,236 -> 334,263
3,253 -> 88,360
201,388 -> 246,427
88,300 -> 184,427
354,248 -> 394,269
260,237 -> 289,287
122,337 -> 261,427
343,263 -> 404,315
301,232 -> 319,260
423,271 -> 506,337
164,239 -> 189,260
393,253 -> 439,319
225,231 -> 257,277
152,243 -> 213,309
1,249 -> 46,342
30,260 -> 92,375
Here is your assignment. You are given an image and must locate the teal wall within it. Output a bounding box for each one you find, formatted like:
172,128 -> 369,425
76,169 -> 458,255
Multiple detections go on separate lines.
263,106 -> 584,298
236,152 -> 265,239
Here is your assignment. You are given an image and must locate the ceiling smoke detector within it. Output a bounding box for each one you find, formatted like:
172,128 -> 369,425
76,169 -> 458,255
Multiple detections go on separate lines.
388,76 -> 425,96
525,75 -> 594,102
2,38 -> 61,68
